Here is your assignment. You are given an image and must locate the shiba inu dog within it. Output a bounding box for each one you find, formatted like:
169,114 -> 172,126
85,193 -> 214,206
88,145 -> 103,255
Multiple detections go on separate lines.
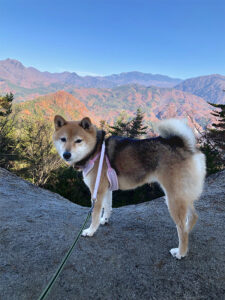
53,115 -> 206,259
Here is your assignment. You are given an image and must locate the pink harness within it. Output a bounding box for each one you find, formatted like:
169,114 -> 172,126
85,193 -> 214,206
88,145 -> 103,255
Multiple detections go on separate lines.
82,141 -> 119,195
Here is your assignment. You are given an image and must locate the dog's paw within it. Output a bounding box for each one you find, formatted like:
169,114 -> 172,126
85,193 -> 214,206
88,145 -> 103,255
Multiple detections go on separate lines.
100,217 -> 109,225
81,227 -> 95,237
170,248 -> 186,259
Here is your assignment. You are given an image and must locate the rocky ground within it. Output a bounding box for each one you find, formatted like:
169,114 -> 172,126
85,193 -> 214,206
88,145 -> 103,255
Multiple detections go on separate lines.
0,168 -> 225,300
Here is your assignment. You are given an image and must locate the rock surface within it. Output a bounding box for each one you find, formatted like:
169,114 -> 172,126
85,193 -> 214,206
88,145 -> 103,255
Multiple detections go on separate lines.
0,168 -> 225,300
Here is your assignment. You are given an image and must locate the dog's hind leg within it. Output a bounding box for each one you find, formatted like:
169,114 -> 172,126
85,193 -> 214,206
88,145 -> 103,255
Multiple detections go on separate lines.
159,172 -> 190,259
167,196 -> 189,259
101,190 -> 112,225
186,204 -> 198,233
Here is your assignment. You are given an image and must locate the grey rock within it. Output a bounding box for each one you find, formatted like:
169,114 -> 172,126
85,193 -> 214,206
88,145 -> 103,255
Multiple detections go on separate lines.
0,168 -> 225,300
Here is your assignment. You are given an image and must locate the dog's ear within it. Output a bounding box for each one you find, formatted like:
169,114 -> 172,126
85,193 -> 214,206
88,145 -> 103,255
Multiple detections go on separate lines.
54,115 -> 67,130
79,117 -> 92,130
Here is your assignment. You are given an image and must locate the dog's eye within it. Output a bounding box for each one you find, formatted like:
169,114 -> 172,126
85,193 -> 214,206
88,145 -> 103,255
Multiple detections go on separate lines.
61,137 -> 66,142
75,139 -> 82,143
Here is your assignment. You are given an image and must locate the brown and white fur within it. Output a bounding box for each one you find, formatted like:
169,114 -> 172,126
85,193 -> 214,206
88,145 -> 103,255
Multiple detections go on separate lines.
53,115 -> 206,259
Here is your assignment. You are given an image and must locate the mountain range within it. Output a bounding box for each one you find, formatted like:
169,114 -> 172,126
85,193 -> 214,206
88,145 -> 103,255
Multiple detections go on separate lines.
17,88 -> 214,132
0,58 -> 181,91
1,58 -> 224,131
0,58 -> 224,105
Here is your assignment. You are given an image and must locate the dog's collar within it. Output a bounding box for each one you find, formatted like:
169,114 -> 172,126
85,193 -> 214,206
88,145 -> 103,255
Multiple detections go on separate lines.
73,130 -> 105,170
81,152 -> 100,176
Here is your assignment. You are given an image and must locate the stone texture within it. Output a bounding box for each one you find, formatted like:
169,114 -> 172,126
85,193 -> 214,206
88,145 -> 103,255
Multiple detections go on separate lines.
0,168 -> 225,300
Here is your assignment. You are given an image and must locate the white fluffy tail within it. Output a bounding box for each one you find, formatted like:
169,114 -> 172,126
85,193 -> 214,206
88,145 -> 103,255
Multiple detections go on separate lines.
155,118 -> 196,152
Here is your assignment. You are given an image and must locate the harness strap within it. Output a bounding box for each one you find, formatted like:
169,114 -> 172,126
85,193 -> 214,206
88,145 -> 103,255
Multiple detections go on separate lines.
106,154 -> 119,191
90,153 -> 100,164
92,141 -> 105,201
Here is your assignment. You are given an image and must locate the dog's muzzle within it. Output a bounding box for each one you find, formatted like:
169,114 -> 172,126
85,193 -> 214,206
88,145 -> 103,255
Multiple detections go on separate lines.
63,152 -> 71,161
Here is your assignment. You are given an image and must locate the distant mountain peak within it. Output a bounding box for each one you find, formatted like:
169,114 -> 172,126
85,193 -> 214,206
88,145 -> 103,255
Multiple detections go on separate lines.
4,58 -> 25,68
175,74 -> 225,104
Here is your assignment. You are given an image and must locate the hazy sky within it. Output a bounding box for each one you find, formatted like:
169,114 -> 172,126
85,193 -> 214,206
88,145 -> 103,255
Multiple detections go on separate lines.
1,0 -> 224,78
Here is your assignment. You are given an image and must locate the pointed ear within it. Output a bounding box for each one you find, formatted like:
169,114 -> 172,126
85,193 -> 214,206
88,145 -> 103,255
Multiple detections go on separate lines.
79,117 -> 92,130
54,115 -> 67,130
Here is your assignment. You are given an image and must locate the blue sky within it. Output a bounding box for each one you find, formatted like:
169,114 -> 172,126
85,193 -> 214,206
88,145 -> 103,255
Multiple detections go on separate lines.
0,0 -> 224,79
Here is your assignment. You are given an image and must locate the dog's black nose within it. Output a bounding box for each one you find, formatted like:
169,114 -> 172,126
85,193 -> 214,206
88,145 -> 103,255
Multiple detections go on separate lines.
63,152 -> 71,160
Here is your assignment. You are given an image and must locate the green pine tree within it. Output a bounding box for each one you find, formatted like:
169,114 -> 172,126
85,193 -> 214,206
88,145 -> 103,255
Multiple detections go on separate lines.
109,108 -> 148,138
0,93 -> 17,168
200,102 -> 225,174
0,92 -> 13,117
208,103 -> 225,153
129,108 -> 148,138
109,111 -> 131,137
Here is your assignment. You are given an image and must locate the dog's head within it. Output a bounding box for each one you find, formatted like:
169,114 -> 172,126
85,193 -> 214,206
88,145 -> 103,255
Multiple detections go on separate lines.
53,115 -> 97,165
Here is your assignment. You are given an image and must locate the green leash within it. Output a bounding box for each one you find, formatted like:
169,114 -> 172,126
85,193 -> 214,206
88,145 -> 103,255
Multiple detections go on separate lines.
38,203 -> 94,300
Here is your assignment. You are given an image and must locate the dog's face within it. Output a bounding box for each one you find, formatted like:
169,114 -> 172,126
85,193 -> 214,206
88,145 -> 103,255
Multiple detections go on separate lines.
53,115 -> 97,165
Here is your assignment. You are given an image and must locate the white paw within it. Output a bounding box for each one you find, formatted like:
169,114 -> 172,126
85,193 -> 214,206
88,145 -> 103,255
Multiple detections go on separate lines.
81,227 -> 95,237
100,217 -> 109,225
170,248 -> 186,259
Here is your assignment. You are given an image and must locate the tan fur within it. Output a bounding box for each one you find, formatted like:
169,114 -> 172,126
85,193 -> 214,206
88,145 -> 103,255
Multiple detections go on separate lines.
53,115 -> 206,259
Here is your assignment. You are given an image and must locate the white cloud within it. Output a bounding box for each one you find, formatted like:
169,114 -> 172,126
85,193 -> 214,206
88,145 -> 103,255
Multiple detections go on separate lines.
54,67 -> 103,77
75,71 -> 104,77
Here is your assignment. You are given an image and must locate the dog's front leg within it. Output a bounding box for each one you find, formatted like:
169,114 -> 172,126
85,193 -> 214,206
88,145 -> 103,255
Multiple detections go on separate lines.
82,191 -> 105,237
101,190 -> 112,225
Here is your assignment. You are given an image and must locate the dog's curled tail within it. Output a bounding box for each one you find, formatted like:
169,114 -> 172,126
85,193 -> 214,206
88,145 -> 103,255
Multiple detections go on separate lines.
156,118 -> 196,152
